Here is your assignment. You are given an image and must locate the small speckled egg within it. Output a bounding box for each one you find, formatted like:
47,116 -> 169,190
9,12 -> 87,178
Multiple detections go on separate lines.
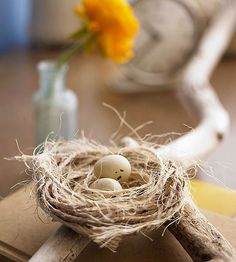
94,155 -> 131,182
90,178 -> 122,192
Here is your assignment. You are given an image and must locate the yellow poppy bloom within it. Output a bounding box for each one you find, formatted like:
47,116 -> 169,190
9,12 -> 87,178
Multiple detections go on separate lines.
75,0 -> 139,63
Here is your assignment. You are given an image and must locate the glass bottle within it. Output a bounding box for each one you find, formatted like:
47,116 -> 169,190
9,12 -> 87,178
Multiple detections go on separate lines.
33,60 -> 78,146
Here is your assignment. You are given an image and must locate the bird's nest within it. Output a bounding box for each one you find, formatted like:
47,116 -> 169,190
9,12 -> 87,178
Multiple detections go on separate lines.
19,137 -> 190,251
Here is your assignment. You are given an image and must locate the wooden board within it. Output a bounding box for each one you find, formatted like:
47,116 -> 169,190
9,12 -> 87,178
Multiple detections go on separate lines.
1,183 -> 236,261
1,50 -> 236,200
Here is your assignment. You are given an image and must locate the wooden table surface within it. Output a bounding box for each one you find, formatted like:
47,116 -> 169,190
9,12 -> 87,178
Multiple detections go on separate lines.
0,48 -> 235,198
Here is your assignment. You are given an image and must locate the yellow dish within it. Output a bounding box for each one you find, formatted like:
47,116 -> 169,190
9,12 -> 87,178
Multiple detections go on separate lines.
190,179 -> 236,217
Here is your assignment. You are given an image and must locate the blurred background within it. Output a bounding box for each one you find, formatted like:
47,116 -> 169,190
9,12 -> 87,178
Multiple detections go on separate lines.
0,0 -> 236,261
0,0 -> 236,198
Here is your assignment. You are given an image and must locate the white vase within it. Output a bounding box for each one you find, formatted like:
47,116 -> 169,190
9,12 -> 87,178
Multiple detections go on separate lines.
33,61 -> 78,146
31,0 -> 81,44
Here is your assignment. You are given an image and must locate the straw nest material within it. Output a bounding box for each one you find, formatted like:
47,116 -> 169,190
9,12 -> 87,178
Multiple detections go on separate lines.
20,137 -> 190,251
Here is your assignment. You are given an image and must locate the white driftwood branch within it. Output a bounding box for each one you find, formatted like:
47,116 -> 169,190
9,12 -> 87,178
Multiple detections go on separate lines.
168,202 -> 236,261
156,81 -> 230,167
156,0 -> 236,167
157,2 -> 236,260
29,1 -> 236,261
29,226 -> 90,262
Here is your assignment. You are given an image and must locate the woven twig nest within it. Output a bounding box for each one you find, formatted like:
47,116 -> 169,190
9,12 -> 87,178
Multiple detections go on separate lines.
28,138 -> 189,251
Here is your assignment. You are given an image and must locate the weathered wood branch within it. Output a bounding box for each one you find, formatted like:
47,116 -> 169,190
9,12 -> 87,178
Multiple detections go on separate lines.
157,0 -> 236,167
167,202 -> 236,262
159,2 -> 236,261
29,226 -> 90,262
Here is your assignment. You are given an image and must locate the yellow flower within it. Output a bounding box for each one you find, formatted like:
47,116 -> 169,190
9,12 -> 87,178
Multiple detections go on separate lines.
75,0 -> 139,63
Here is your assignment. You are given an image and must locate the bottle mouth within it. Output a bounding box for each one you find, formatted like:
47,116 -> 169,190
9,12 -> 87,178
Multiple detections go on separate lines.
37,60 -> 68,73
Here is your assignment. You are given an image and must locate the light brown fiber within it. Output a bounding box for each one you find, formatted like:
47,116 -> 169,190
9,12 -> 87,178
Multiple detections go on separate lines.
17,137 -> 190,251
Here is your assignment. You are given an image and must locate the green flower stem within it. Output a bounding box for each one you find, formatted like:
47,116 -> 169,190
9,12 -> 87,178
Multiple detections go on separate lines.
46,31 -> 95,98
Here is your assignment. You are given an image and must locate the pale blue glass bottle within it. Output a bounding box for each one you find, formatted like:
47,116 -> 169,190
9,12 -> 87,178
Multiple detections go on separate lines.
33,61 -> 78,146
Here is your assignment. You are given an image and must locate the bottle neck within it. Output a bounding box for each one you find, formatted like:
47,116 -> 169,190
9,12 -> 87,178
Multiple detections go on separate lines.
37,60 -> 68,97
